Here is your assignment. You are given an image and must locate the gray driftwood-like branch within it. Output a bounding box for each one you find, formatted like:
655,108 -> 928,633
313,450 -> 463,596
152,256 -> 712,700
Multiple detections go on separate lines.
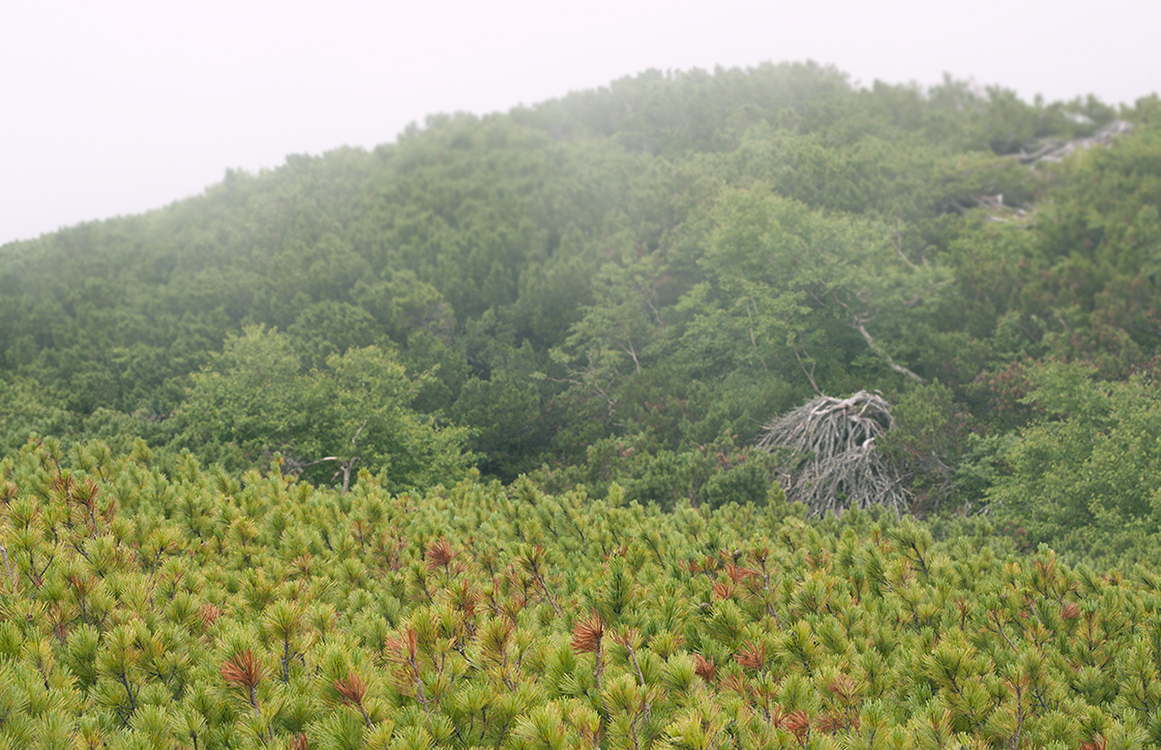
757,390 -> 906,517
1014,119 -> 1133,165
850,316 -> 925,383
941,120 -> 1132,223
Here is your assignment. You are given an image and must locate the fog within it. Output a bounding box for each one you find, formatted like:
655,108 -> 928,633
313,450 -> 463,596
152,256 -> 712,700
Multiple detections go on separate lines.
2,0 -> 1157,245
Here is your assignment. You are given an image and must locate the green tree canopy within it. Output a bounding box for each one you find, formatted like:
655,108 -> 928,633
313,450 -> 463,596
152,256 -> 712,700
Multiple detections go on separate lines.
988,361 -> 1161,564
171,326 -> 472,491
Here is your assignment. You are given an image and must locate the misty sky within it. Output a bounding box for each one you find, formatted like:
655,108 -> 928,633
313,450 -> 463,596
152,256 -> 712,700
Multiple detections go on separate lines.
3,0 -> 1158,246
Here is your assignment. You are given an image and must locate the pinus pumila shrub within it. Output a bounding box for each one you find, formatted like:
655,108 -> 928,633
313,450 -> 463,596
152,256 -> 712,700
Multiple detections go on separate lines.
2,438 -> 1161,747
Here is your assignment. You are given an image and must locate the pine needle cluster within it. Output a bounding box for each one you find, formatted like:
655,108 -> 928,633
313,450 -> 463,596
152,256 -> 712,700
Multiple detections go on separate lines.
0,437 -> 1157,749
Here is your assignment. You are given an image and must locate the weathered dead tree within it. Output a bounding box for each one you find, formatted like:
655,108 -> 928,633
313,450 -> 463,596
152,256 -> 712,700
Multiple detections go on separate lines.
756,390 -> 906,517
941,120 -> 1133,223
1014,119 -> 1133,165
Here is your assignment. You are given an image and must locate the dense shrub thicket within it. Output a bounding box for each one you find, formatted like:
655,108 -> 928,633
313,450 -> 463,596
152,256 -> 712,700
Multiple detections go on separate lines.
2,439 -> 1161,749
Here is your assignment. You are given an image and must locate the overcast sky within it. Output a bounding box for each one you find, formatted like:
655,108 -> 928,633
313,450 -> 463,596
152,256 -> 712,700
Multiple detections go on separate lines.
2,0 -> 1158,246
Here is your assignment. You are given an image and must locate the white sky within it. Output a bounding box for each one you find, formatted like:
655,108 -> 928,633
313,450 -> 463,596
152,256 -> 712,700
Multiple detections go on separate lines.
2,0 -> 1158,246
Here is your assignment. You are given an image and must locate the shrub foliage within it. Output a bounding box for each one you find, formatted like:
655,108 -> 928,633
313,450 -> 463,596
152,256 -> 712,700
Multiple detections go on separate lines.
2,439 -> 1161,749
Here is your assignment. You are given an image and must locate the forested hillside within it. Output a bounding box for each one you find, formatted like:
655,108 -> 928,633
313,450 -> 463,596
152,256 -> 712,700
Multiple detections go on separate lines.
2,62 -> 1160,556
4,62 -> 1161,749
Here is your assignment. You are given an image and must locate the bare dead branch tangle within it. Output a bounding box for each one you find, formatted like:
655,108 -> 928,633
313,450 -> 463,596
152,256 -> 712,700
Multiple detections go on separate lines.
757,390 -> 906,516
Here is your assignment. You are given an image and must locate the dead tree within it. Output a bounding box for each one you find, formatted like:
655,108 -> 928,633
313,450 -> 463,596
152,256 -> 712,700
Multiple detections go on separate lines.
756,391 -> 905,517
1014,119 -> 1133,165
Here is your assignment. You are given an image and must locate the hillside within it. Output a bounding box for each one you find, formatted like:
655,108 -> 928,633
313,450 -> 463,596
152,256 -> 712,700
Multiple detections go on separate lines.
4,61 -> 1161,749
2,62 -> 1161,556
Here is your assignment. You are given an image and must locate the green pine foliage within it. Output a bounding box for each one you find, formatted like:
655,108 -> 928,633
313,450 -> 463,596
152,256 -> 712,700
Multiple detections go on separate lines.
1,440 -> 1160,747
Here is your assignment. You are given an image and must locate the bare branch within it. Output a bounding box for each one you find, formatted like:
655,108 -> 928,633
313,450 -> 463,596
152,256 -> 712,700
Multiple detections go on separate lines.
894,232 -> 923,272
757,391 -> 906,516
350,420 -> 367,447
791,338 -> 822,396
745,297 -> 769,372
850,317 -> 925,384
1013,119 -> 1132,165
619,326 -> 642,375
